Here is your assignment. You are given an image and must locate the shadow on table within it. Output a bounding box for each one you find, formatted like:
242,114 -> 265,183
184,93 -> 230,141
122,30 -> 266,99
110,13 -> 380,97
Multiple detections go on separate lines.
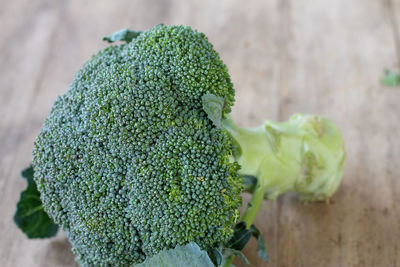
40,238 -> 77,267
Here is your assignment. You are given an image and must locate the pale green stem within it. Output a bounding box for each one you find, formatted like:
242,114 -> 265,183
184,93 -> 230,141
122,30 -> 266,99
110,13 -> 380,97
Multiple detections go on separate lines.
221,113 -> 345,266
241,183 -> 265,229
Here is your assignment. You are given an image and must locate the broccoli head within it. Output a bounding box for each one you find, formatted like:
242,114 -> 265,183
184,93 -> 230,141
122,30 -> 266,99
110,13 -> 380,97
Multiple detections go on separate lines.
33,25 -> 242,266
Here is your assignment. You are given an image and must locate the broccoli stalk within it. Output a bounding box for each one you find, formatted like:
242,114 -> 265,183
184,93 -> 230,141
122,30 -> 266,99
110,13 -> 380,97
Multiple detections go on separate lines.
202,91 -> 345,265
225,113 -> 345,202
201,92 -> 345,206
221,113 -> 345,266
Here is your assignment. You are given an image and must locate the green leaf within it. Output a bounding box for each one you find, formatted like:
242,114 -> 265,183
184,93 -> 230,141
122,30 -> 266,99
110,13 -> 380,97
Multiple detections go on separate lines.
14,165 -> 58,238
225,222 -> 252,251
250,225 -> 268,263
137,242 -> 214,267
202,94 -> 225,128
380,69 -> 400,86
242,175 -> 257,192
103,29 -> 142,43
222,248 -> 250,265
212,248 -> 222,266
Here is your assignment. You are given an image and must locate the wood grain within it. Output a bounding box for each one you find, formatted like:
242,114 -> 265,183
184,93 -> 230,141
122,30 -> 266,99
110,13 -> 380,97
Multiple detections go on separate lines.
1,0 -> 399,266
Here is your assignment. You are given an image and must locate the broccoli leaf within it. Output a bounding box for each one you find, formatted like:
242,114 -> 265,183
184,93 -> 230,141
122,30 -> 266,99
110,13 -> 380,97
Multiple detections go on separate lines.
202,93 -> 225,128
225,222 -> 252,251
380,69 -> 400,86
250,224 -> 269,263
211,248 -> 222,266
103,29 -> 142,43
136,242 -> 214,267
13,165 -> 58,238
222,223 -> 268,265
222,248 -> 250,265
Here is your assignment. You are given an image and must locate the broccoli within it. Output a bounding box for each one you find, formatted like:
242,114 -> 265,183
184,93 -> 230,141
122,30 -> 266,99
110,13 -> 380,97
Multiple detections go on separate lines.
16,24 -> 345,266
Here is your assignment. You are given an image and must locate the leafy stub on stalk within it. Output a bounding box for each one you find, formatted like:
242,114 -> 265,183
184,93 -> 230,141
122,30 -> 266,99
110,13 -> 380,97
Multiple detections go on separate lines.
103,29 -> 142,43
202,93 -> 225,128
284,114 -> 346,202
136,243 -> 214,267
226,222 -> 252,251
249,225 -> 268,262
13,165 -> 58,238
221,248 -> 250,265
224,222 -> 268,265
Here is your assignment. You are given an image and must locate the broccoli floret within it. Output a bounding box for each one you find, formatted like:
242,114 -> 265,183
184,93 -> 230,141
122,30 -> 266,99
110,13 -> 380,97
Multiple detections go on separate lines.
33,25 -> 241,266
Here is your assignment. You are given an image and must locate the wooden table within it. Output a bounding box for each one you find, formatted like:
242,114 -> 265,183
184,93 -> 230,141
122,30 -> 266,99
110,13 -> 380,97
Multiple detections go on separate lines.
1,0 -> 399,266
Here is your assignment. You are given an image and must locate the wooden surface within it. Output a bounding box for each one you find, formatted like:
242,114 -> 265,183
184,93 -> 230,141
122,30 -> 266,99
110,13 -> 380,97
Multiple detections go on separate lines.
1,0 -> 399,266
